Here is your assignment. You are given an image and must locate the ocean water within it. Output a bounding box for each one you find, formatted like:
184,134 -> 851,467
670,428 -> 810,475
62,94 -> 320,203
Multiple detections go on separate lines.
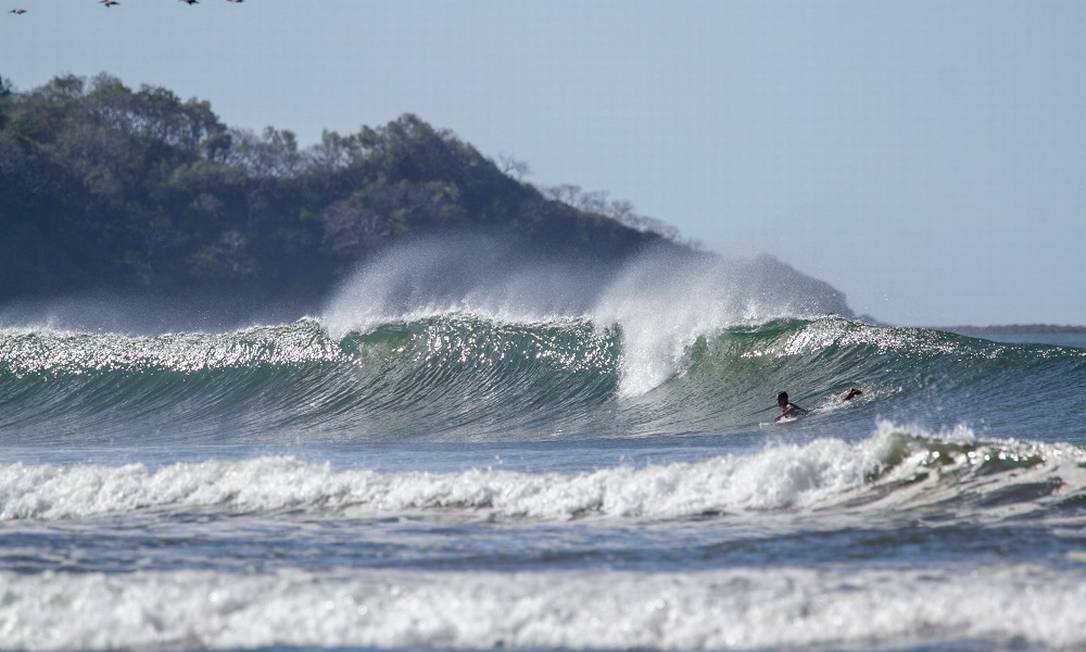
2,248 -> 1085,651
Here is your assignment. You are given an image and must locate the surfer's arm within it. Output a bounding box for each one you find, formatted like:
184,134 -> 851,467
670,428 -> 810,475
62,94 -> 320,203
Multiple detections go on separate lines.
775,404 -> 807,421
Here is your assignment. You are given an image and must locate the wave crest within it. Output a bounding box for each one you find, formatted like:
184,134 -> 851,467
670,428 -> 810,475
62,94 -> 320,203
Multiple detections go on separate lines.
2,315 -> 1084,443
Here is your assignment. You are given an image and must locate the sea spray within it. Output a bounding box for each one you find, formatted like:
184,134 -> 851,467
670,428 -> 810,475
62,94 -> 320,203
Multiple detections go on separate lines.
322,238 -> 854,396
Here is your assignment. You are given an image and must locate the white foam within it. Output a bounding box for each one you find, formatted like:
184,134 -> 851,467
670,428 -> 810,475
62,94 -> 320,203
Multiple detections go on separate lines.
4,425 -> 1079,522
0,436 -> 886,521
2,564 -> 1083,650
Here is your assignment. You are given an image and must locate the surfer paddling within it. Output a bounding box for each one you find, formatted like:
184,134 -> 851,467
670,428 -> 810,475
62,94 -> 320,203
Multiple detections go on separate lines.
774,391 -> 809,422
840,387 -> 862,402
773,388 -> 862,422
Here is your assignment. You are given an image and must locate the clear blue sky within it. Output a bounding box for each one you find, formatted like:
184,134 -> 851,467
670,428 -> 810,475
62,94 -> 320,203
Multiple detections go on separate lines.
4,1 -> 1084,325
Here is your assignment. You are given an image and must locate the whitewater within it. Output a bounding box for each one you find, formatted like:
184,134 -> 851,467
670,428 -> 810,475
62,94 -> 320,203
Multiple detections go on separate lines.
2,240 -> 1085,651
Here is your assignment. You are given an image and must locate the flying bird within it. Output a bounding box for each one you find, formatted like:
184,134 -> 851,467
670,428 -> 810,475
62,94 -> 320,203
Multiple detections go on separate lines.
99,0 -> 120,7
179,0 -> 199,5
9,8 -> 27,14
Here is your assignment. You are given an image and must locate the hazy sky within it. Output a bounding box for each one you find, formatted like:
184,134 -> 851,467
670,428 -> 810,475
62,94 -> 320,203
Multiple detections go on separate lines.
4,1 -> 1084,325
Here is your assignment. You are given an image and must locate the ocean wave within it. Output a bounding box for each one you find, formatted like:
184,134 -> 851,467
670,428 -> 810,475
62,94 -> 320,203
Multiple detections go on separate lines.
2,314 -> 1084,443
2,564 -> 1083,650
3,424 -> 1081,522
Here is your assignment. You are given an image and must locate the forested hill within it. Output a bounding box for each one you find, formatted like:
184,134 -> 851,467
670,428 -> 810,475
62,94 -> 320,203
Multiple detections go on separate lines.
0,73 -> 678,304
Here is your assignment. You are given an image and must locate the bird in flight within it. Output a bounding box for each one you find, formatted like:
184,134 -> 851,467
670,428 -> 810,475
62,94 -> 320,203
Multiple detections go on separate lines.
180,0 -> 199,5
9,8 -> 27,14
99,0 -> 120,7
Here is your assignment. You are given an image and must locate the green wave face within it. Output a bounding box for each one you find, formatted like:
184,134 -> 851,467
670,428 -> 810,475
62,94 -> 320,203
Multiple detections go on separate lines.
1,316 -> 1084,444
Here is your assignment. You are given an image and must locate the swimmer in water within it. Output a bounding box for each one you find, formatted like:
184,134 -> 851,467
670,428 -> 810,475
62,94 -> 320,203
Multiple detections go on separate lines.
774,391 -> 809,422
774,388 -> 863,422
841,387 -> 863,402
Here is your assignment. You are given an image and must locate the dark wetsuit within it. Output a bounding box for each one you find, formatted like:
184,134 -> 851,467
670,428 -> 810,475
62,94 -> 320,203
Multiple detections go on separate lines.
777,403 -> 809,421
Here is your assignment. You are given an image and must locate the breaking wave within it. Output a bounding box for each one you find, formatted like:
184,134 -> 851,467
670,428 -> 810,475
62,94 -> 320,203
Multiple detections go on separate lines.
3,423 -> 1082,522
4,563 -> 1085,650
2,312 -> 1084,444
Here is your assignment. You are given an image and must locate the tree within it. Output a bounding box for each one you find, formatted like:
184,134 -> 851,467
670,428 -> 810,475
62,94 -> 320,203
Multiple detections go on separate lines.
0,73 -> 676,303
228,126 -> 302,177
496,153 -> 531,181
0,76 -> 12,130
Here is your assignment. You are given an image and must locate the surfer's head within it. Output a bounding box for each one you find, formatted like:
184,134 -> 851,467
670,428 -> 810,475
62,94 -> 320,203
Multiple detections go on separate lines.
777,391 -> 789,407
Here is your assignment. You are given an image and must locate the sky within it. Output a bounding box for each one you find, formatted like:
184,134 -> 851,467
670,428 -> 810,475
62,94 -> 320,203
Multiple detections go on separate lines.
3,1 -> 1084,326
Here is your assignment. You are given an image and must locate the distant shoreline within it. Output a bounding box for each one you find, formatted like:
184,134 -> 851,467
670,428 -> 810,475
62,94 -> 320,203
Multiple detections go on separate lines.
934,324 -> 1086,335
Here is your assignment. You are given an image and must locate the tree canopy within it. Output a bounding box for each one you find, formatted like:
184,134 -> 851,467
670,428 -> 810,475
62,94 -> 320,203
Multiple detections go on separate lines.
0,74 -> 677,303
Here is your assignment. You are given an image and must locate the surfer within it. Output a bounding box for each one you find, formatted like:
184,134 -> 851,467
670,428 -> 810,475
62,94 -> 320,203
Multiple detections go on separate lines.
774,391 -> 809,422
841,387 -> 862,402
774,388 -> 862,422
